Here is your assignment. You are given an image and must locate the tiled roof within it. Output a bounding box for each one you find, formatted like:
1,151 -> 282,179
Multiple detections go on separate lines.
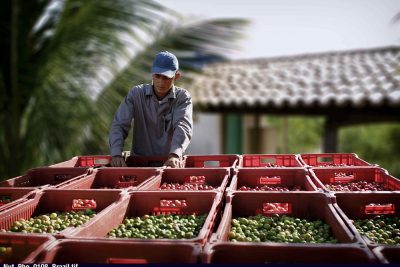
189,46 -> 400,112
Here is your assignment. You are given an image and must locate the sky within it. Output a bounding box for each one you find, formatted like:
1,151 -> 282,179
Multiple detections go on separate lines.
155,0 -> 400,60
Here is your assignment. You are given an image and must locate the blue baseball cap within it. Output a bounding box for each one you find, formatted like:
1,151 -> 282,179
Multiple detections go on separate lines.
151,51 -> 179,78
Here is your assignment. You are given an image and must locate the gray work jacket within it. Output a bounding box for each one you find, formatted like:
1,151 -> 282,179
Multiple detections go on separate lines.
109,83 -> 193,157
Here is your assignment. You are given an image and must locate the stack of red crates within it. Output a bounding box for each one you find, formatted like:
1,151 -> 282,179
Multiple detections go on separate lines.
203,192 -> 376,263
0,153 -> 398,263
298,153 -> 400,263
0,154 -> 240,263
333,192 -> 400,264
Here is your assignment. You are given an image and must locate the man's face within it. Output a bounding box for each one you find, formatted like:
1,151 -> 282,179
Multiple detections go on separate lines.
152,73 -> 178,98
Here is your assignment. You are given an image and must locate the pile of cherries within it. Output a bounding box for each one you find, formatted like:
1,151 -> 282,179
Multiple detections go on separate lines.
159,176 -> 215,190
325,181 -> 387,191
159,182 -> 215,190
238,185 -> 304,191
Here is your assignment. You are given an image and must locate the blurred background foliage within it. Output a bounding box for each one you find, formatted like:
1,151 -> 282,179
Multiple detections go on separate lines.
0,0 -> 249,179
268,116 -> 400,177
339,124 -> 400,177
268,116 -> 324,154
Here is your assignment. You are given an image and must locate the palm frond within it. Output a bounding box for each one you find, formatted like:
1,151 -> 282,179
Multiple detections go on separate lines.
81,17 -> 249,154
0,0 -> 249,179
0,0 -> 176,178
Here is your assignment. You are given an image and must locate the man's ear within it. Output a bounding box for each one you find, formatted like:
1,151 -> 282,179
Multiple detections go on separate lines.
174,71 -> 181,80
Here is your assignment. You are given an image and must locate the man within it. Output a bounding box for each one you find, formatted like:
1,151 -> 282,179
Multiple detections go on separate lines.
109,51 -> 193,168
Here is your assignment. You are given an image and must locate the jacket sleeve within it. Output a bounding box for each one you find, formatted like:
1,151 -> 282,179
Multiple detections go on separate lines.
109,89 -> 135,156
169,90 -> 193,157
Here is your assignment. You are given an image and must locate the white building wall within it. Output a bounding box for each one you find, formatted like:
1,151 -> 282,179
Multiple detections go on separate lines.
185,113 -> 222,155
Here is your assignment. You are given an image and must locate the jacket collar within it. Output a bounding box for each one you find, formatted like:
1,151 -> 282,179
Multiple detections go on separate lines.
145,84 -> 176,100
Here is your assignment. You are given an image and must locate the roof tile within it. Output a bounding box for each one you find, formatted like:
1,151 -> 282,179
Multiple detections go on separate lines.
189,46 -> 400,110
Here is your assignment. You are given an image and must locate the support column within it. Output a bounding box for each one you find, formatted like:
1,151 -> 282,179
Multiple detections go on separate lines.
223,113 -> 243,154
323,116 -> 338,152
251,114 -> 262,154
282,116 -> 289,153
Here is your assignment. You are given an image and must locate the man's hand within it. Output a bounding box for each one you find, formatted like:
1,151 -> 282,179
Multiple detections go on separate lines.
110,155 -> 127,167
163,154 -> 182,168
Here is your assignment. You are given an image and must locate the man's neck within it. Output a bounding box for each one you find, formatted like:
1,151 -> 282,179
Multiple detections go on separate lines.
153,87 -> 171,101
154,92 -> 167,101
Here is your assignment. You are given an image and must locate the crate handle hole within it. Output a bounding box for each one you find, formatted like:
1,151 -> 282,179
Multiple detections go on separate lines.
153,199 -> 188,215
184,175 -> 206,184
318,156 -> 333,163
93,158 -> 110,166
72,199 -> 97,210
259,176 -> 281,185
260,157 -> 276,164
262,202 -> 292,215
160,199 -> 187,208
365,203 -> 395,214
331,172 -> 354,183
203,161 -> 220,167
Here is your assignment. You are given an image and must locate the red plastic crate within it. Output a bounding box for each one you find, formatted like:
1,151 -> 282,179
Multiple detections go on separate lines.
228,168 -> 319,194
50,155 -> 112,167
333,192 -> 400,248
60,168 -> 163,190
299,153 -> 373,167
0,167 -> 90,188
69,191 -> 223,245
216,192 -> 363,245
184,154 -> 240,168
309,167 -> 400,192
372,246 -> 400,264
240,154 -> 302,167
0,188 -> 38,213
126,155 -> 169,167
0,189 -> 124,238
203,240 -> 377,263
139,168 -> 230,192
0,233 -> 55,263
35,238 -> 201,263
